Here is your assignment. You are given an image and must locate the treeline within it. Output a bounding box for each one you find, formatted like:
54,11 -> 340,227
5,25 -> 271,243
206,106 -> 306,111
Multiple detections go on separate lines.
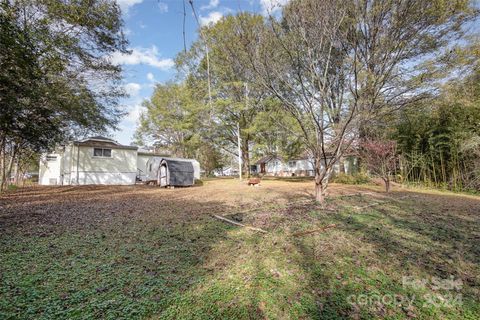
396,67 -> 480,190
0,0 -> 128,191
135,0 -> 479,199
1,0 -> 478,198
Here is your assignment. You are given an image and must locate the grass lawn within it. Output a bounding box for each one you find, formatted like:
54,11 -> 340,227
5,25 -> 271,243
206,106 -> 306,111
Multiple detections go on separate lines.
0,179 -> 479,319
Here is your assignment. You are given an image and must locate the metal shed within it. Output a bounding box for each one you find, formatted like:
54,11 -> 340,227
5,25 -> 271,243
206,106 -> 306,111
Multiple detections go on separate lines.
145,157 -> 200,187
158,158 -> 194,187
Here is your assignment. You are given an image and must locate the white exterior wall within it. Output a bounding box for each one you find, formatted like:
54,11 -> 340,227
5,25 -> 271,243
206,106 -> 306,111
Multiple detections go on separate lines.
137,154 -> 152,181
266,159 -> 287,173
256,156 -> 356,177
145,157 -> 162,181
39,153 -> 63,185
214,167 -> 238,176
75,172 -> 136,185
61,144 -> 72,185
260,158 -> 331,176
290,159 -> 314,171
263,158 -> 314,175
70,146 -> 137,185
39,143 -> 137,185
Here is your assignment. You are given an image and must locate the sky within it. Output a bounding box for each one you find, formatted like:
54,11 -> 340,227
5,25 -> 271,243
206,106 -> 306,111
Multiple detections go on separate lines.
110,0 -> 288,145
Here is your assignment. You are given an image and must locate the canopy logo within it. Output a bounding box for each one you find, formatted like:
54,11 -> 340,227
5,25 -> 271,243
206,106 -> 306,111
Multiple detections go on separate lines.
347,275 -> 463,309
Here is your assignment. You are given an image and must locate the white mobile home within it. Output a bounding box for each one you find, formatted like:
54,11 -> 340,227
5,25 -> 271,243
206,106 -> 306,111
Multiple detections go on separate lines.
39,136 -> 138,185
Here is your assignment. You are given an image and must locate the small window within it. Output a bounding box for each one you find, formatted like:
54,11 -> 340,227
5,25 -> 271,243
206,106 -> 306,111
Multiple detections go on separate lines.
93,148 -> 112,157
102,149 -> 111,157
46,156 -> 57,162
289,161 -> 296,168
149,163 -> 152,172
93,148 -> 103,157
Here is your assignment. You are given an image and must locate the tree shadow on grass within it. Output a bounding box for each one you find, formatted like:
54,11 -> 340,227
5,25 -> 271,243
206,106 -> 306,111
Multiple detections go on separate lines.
0,186 -> 254,319
2,185 -> 478,319
289,192 -> 480,319
336,197 -> 479,281
261,176 -> 315,183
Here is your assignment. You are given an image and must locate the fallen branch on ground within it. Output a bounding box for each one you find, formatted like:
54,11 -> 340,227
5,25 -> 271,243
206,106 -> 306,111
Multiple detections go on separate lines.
292,224 -> 337,237
212,214 -> 268,233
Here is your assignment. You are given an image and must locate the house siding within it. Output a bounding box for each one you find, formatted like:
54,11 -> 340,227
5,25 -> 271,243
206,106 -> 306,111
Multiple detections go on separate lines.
39,153 -> 63,185
39,141 -> 138,185
137,154 -> 152,181
256,156 -> 355,177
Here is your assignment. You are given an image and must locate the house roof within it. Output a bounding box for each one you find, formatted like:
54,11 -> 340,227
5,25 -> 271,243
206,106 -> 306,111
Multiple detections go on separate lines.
137,151 -> 170,157
88,136 -> 116,142
73,137 -> 138,150
255,155 -> 281,165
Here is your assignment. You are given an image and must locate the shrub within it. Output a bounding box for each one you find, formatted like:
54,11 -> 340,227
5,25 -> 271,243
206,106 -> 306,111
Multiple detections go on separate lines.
332,173 -> 371,185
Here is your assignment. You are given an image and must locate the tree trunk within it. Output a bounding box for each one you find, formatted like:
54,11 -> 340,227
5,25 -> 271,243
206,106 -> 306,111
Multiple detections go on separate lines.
314,156 -> 326,203
384,177 -> 391,193
0,150 -> 4,192
241,140 -> 250,178
1,146 -> 16,191
315,180 -> 325,202
5,145 -> 17,187
5,152 -> 15,188
339,157 -> 345,174
0,152 -> 5,192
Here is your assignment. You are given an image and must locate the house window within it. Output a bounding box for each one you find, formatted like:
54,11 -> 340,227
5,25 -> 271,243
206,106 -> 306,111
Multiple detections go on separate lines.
93,148 -> 112,157
288,161 -> 296,168
149,163 -> 152,172
46,156 -> 57,162
103,149 -> 112,157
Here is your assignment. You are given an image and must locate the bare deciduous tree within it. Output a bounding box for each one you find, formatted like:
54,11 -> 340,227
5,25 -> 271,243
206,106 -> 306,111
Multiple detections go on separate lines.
360,139 -> 398,192
238,0 -> 359,202
236,0 -> 476,202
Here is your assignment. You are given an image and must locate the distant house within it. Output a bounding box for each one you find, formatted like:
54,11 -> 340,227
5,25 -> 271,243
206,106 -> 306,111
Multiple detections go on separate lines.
254,154 -> 357,177
213,166 -> 239,177
39,136 -> 138,185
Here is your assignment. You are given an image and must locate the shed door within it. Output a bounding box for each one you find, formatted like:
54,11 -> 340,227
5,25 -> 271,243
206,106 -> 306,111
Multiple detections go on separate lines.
159,164 -> 167,187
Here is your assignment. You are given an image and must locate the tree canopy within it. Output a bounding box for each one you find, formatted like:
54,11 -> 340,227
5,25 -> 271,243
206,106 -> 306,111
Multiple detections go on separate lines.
0,0 -> 129,190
